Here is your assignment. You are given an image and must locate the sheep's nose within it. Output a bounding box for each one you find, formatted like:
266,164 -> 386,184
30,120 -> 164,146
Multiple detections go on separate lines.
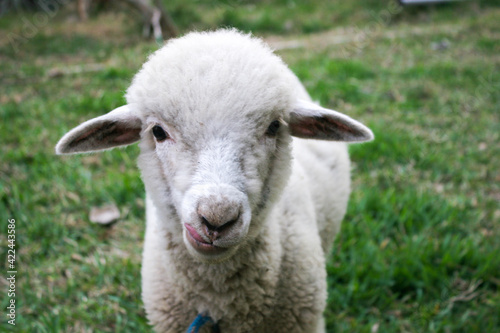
197,198 -> 241,242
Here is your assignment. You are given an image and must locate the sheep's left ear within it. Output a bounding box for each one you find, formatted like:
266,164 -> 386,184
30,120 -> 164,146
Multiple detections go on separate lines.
55,105 -> 142,155
289,99 -> 374,142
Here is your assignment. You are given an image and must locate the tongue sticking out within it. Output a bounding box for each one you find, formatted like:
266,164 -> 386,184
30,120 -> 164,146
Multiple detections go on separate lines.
185,224 -> 210,244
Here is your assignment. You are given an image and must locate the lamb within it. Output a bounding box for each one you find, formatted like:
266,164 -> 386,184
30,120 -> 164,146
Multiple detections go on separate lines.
55,29 -> 373,333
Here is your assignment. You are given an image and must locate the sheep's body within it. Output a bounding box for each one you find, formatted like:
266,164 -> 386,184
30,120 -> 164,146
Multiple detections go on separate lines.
56,29 -> 372,333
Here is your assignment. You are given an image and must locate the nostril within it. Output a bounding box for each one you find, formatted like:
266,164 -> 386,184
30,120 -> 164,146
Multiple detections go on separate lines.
200,215 -> 216,231
200,213 -> 240,233
223,216 -> 239,229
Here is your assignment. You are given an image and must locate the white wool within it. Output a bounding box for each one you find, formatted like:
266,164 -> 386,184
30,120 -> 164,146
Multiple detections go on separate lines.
55,29 -> 373,332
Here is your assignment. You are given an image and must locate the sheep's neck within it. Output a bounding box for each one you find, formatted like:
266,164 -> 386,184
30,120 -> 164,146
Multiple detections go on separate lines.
163,221 -> 282,321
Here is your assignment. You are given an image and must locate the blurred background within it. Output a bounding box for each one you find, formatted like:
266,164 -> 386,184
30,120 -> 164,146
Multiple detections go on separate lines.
1,0 -> 499,332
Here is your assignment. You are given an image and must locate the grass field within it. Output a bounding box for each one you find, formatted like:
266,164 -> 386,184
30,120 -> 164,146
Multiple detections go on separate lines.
1,0 -> 499,332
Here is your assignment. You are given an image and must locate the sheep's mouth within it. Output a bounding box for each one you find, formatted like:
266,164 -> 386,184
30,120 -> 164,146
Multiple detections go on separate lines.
185,224 -> 229,255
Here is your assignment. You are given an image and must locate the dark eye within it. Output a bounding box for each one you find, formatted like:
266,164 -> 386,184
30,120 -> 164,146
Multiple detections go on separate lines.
152,125 -> 169,142
266,120 -> 280,136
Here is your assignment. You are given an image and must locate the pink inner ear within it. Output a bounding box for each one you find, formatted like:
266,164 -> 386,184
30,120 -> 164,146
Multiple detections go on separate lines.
65,118 -> 141,152
328,118 -> 356,134
290,114 -> 362,141
290,125 -> 316,138
73,127 -> 100,145
113,128 -> 141,144
290,116 -> 340,139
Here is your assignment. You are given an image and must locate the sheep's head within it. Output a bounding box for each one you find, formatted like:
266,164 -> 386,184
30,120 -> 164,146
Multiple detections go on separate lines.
56,30 -> 373,263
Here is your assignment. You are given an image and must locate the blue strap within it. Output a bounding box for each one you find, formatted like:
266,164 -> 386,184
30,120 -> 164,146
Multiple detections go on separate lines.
186,313 -> 220,333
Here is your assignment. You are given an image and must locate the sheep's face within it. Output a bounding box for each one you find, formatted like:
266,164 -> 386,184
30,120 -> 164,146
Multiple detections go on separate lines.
55,30 -> 374,264
135,97 -> 293,263
127,30 -> 300,263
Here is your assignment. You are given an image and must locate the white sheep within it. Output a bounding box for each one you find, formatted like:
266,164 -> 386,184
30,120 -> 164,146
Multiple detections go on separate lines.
56,29 -> 373,333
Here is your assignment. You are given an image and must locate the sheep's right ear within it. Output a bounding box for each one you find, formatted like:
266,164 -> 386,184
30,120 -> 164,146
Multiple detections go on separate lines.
55,105 -> 142,155
289,99 -> 374,142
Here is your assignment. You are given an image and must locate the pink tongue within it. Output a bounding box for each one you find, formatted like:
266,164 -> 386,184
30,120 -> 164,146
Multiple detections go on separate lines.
185,224 -> 208,243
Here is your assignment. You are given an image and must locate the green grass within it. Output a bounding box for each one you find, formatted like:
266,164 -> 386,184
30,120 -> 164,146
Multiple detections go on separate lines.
1,0 -> 499,332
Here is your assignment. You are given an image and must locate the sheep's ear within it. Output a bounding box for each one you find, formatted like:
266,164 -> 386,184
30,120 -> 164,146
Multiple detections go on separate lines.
55,105 -> 142,155
289,99 -> 374,142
